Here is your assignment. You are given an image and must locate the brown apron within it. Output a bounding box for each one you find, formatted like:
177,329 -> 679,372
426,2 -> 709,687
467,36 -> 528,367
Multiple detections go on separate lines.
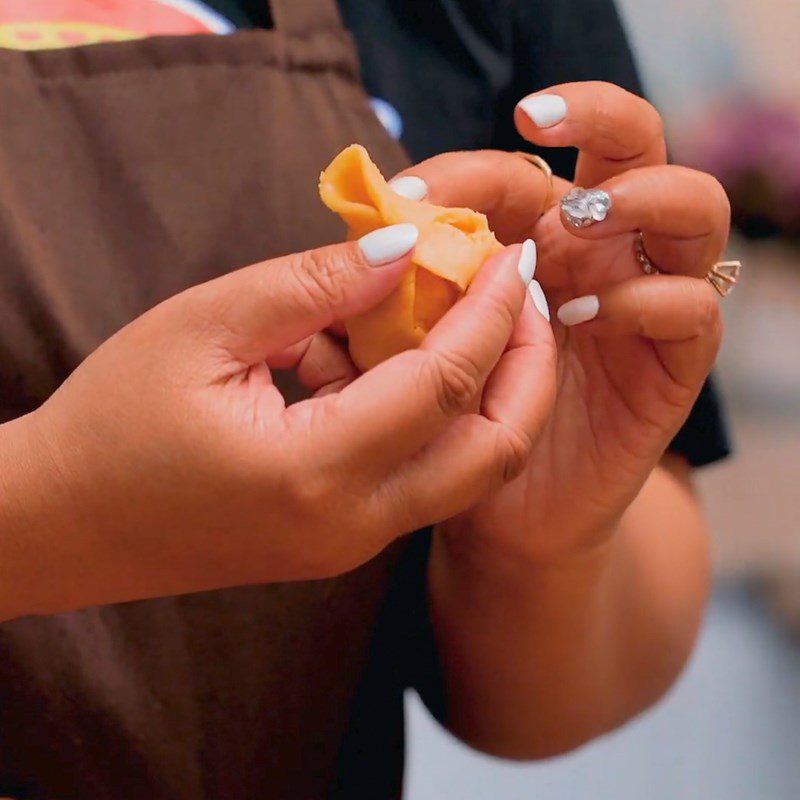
0,1 -> 425,797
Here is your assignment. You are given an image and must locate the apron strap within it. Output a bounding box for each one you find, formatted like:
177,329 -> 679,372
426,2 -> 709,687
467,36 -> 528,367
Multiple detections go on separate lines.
268,0 -> 345,37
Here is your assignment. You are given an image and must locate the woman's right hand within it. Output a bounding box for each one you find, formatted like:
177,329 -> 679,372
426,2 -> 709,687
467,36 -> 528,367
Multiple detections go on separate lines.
0,225 -> 555,619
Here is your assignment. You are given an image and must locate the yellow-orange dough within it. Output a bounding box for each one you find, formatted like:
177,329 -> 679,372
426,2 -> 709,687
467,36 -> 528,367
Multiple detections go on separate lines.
319,144 -> 502,370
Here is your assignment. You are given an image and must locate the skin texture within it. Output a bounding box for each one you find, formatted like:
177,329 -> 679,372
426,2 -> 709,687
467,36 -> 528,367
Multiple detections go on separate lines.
428,455 -> 710,758
391,81 -> 728,756
0,239 -> 555,620
0,81 -> 728,760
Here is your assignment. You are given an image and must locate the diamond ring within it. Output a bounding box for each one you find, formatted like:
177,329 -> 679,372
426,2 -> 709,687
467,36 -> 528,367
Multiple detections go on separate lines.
634,232 -> 660,274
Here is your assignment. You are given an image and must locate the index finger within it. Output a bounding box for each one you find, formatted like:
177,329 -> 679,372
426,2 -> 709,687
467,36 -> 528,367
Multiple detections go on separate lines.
390,151 -> 554,243
515,81 -> 667,186
290,242 -> 536,474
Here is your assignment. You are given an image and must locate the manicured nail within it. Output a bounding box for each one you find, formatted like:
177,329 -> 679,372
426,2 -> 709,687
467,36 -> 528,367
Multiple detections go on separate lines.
518,94 -> 567,128
389,175 -> 428,201
557,295 -> 600,326
358,223 -> 419,266
560,187 -> 612,228
529,280 -> 550,321
517,239 -> 537,285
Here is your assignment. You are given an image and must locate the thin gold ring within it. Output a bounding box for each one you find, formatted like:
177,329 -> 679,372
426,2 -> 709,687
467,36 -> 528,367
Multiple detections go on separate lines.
514,151 -> 554,213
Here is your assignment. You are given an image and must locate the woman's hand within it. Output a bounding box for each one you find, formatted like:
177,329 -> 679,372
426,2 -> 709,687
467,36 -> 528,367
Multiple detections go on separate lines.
392,81 -> 729,561
0,227 -> 555,619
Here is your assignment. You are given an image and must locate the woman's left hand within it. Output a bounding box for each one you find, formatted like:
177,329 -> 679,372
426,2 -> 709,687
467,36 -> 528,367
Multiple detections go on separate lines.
393,81 -> 730,561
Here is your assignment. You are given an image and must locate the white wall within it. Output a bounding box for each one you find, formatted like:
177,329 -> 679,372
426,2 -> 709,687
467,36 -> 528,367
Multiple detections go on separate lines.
616,0 -> 799,119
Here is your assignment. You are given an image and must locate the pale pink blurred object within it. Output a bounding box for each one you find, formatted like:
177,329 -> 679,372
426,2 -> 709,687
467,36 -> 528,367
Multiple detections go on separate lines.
680,96 -> 800,239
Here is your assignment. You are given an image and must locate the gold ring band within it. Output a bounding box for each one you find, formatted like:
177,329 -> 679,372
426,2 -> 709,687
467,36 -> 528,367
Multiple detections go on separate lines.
514,151 -> 554,213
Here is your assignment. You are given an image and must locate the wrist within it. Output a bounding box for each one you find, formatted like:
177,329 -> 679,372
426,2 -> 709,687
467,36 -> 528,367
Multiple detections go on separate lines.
1,412 -> 51,532
0,410 -> 86,619
435,511 -> 619,576
430,515 -> 618,631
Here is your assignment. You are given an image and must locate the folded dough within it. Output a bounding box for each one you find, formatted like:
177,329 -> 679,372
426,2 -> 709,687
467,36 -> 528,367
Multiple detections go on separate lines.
319,144 -> 502,370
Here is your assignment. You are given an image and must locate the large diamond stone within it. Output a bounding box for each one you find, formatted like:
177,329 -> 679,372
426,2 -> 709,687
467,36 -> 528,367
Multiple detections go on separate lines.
560,187 -> 612,228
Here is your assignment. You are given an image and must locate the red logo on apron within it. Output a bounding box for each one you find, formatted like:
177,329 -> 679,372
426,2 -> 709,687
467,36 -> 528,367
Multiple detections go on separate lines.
0,0 -> 234,50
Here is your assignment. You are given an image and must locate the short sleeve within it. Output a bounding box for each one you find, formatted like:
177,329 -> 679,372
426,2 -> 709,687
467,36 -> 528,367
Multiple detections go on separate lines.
491,0 -> 731,466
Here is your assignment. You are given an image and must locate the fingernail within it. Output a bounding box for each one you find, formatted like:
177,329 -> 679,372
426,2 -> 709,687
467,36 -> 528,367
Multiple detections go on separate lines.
560,187 -> 612,229
389,175 -> 428,201
358,223 -> 419,266
518,94 -> 567,128
529,280 -> 550,321
517,239 -> 537,285
557,295 -> 600,326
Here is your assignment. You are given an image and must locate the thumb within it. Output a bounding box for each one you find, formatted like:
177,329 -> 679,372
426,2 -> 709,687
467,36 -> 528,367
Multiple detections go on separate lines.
180,223 -> 417,364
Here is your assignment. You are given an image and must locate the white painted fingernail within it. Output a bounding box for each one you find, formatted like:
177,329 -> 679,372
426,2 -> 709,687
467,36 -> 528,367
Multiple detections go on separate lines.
518,94 -> 567,128
557,295 -> 600,326
358,223 -> 419,266
517,239 -> 537,285
529,280 -> 550,321
389,175 -> 428,201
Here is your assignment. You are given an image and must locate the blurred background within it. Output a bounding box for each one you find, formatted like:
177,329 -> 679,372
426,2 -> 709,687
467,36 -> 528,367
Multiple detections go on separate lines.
406,1 -> 800,797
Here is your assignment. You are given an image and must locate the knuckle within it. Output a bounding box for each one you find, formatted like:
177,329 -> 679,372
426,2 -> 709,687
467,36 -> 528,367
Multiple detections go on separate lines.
179,282 -> 238,343
694,283 -> 722,338
291,248 -> 352,314
370,481 -> 415,542
690,169 -> 731,219
672,169 -> 730,223
590,82 -> 664,155
707,174 -> 733,227
426,349 -> 483,417
472,281 -> 518,340
719,184 -> 732,222
494,424 -> 534,484
590,86 -> 615,139
681,279 -> 721,340
281,434 -> 341,515
642,101 -> 665,145
321,497 -> 389,575
283,460 -> 334,515
699,170 -> 725,197
282,470 -> 375,578
627,283 -> 649,337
